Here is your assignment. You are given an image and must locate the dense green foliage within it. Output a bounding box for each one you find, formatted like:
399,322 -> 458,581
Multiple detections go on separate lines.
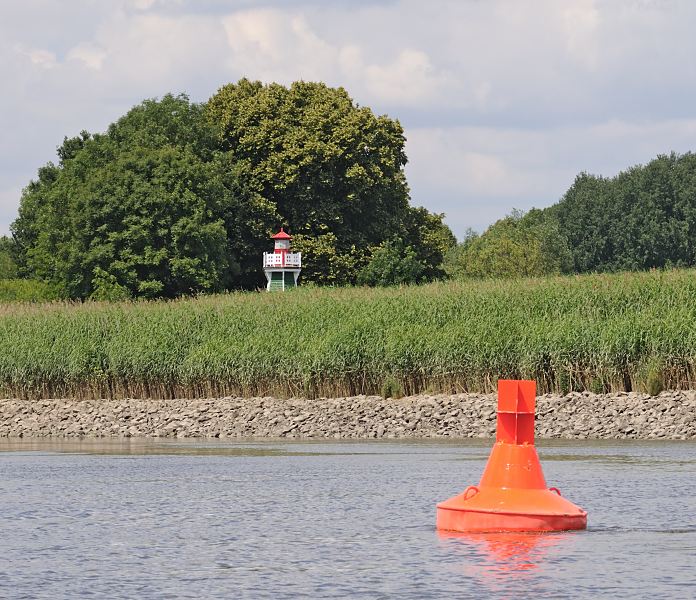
442,152 -> 696,279
13,95 -> 276,298
11,82 -> 453,298
12,82 -> 696,292
206,79 -> 455,285
207,80 -> 409,247
1,269 -> 695,400
357,239 -> 426,286
0,236 -> 17,279
452,152 -> 696,278
1,236 -> 60,302
444,210 -> 572,279
553,152 -> 696,272
0,279 -> 62,302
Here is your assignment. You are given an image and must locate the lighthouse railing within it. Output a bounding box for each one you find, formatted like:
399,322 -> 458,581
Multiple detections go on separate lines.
263,252 -> 302,268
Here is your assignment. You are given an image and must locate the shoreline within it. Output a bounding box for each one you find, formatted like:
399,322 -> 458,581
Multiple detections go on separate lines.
1,391 -> 695,440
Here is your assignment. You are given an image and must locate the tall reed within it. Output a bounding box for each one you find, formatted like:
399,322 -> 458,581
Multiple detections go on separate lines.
1,269 -> 695,399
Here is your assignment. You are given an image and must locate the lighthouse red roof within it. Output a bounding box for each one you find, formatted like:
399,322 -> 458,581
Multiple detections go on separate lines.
271,227 -> 292,240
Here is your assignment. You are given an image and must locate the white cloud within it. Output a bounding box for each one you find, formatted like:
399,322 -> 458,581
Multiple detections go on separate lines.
364,49 -> 449,106
561,0 -> 601,70
221,8 -> 453,106
222,10 -> 338,82
128,0 -> 158,9
223,10 -> 287,63
14,45 -> 57,69
67,43 -> 107,71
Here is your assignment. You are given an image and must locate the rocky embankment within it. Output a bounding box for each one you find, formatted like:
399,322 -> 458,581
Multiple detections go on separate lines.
1,391 -> 695,439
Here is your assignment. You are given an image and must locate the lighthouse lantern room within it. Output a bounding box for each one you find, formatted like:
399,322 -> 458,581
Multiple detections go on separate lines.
263,228 -> 302,291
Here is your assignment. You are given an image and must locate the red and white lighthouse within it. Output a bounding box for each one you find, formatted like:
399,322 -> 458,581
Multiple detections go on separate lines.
262,228 -> 302,291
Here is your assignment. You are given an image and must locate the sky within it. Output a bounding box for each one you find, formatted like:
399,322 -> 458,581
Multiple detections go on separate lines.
2,0 -> 696,239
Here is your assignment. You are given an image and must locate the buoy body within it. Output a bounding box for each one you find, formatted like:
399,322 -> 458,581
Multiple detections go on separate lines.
436,380 -> 587,533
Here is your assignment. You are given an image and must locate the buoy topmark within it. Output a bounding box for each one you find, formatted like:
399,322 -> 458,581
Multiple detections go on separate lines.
436,380 -> 587,533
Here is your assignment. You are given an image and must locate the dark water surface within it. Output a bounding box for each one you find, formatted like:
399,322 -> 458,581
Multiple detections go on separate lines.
1,438 -> 694,599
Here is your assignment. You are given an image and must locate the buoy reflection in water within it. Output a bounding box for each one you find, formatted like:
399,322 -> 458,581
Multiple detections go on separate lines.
438,530 -> 575,578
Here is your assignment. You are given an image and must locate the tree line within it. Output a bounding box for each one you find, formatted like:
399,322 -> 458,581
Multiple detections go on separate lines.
445,152 -> 696,279
3,78 -> 696,298
3,81 -> 454,300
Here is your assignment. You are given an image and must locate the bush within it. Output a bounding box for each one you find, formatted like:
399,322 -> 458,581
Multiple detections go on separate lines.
641,359 -> 665,396
445,210 -> 573,279
90,268 -> 131,301
381,376 -> 404,399
0,236 -> 17,279
0,279 -> 62,302
358,239 -> 425,286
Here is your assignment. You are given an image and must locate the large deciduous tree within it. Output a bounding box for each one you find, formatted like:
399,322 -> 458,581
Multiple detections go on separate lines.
14,82 -> 454,297
13,94 -> 276,298
206,79 -> 453,285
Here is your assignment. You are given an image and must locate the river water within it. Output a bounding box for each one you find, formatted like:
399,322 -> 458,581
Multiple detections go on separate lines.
1,438 -> 694,599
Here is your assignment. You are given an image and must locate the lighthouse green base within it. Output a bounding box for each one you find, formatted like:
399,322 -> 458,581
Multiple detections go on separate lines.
264,269 -> 300,291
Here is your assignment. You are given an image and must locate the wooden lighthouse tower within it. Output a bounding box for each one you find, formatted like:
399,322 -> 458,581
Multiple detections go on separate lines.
263,228 -> 302,291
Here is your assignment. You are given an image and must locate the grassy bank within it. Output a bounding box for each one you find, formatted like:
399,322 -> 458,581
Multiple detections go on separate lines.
1,269 -> 695,399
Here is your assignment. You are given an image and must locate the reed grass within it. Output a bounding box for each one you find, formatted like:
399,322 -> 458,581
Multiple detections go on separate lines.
1,269 -> 695,399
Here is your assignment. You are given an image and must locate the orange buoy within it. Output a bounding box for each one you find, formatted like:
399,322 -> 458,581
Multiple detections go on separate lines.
436,380 -> 587,533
